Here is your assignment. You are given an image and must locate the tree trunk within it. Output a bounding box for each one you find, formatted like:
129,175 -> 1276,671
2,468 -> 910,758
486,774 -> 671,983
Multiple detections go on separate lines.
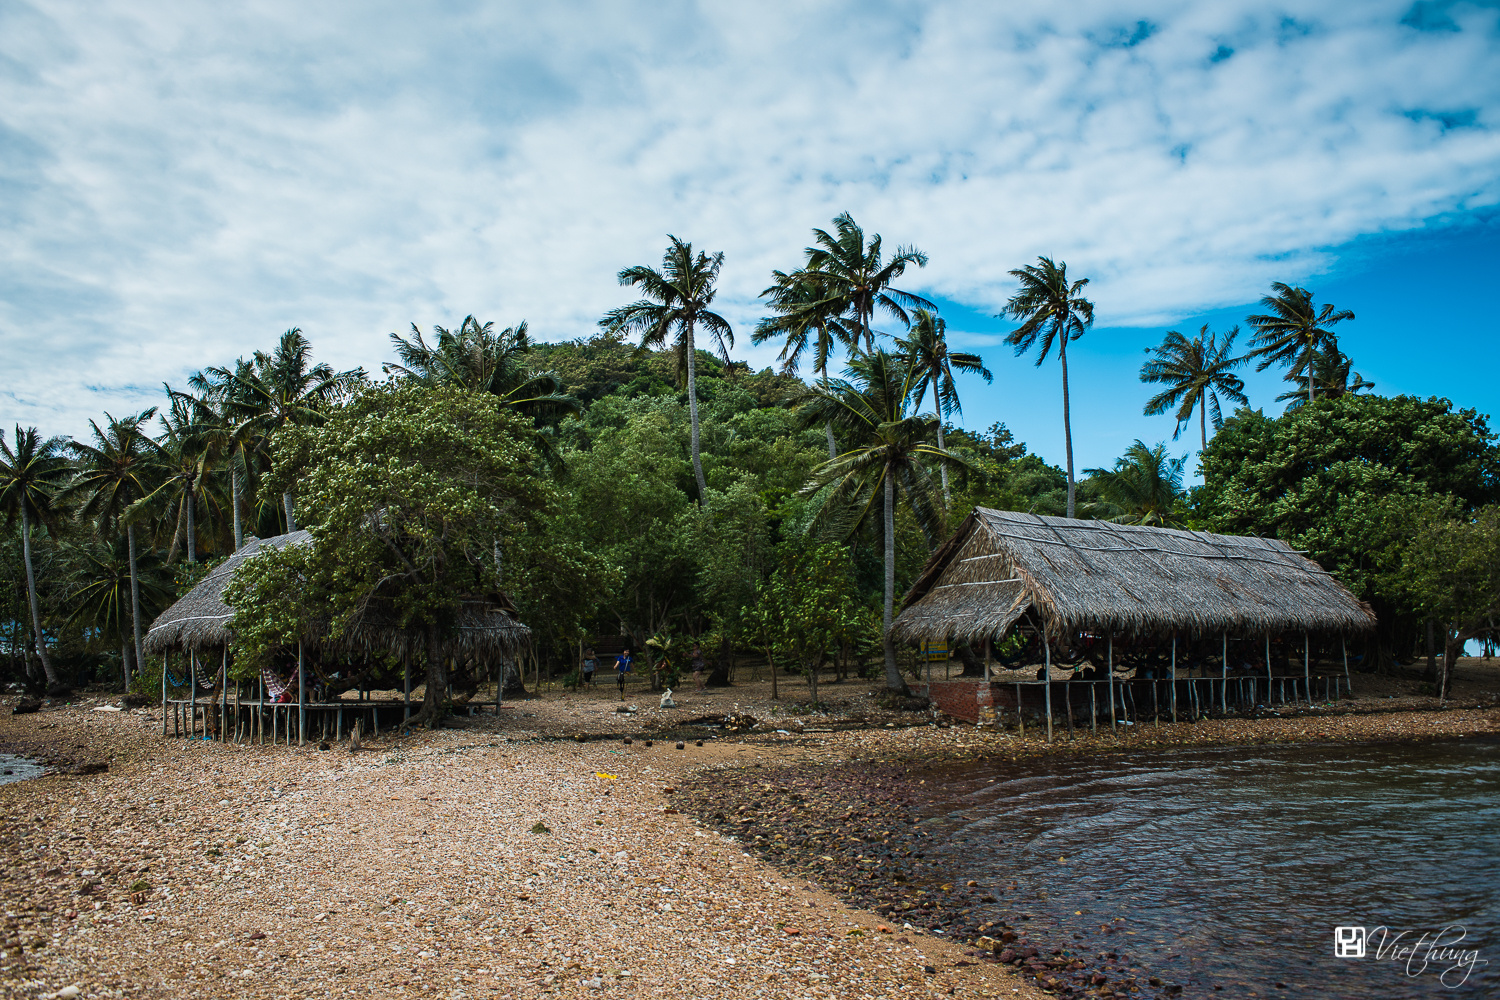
882,471 -> 904,692
186,486 -> 197,563
121,641 -> 133,690
1425,618 -> 1436,680
231,463 -> 244,550
1440,629 -> 1458,704
283,490 -> 298,533
684,318 -> 708,503
1200,401 -> 1208,456
932,383 -> 951,504
1060,338 -> 1076,518
410,626 -> 450,728
128,523 -> 146,678
19,506 -> 60,690
1307,344 -> 1316,404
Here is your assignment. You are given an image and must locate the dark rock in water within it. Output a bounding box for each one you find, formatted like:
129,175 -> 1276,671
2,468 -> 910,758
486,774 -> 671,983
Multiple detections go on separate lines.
12,698 -> 41,715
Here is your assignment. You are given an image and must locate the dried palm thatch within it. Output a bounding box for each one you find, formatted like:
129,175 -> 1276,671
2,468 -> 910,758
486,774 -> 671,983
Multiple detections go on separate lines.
891,508 -> 1375,644
144,532 -> 312,655
144,531 -> 532,660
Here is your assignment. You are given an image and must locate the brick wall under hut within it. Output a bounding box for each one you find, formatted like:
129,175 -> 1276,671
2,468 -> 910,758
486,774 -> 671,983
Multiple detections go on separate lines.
915,679 -> 1066,724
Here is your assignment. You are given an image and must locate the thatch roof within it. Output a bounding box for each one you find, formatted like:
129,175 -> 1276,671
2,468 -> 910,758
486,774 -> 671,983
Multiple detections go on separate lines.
144,531 -> 532,660
144,532 -> 312,654
891,508 -> 1375,644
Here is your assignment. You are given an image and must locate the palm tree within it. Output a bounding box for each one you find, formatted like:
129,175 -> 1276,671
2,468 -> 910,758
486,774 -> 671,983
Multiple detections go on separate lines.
1245,282 -> 1355,404
175,377 -> 257,551
1274,341 -> 1375,411
795,350 -> 972,693
999,257 -> 1095,518
753,269 -> 858,457
65,537 -> 172,688
61,409 -> 159,678
384,315 -> 580,419
600,237 -> 735,502
201,329 -> 365,531
0,427 -> 73,690
896,308 -> 992,503
1139,325 -> 1248,453
132,395 -> 219,564
1083,441 -> 1187,527
803,212 -> 933,352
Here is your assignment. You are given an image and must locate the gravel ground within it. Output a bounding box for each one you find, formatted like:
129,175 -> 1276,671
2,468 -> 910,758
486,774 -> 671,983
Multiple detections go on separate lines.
1,670 -> 1496,1000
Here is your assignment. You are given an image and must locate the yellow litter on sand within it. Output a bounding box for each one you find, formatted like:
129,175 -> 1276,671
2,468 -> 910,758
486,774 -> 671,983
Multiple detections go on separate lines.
596,773 -> 618,780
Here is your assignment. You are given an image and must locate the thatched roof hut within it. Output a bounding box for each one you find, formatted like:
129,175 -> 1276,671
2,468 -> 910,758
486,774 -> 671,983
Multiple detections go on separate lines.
891,508 -> 1375,644
144,531 -> 531,660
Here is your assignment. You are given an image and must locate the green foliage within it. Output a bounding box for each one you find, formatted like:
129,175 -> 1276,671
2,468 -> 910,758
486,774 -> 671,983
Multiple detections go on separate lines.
1395,506 -> 1500,695
744,541 -> 864,702
1082,440 -> 1188,527
225,383 -> 553,675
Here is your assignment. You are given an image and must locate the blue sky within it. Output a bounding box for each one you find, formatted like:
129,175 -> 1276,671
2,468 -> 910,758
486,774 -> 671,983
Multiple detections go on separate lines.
2,0 -> 1498,475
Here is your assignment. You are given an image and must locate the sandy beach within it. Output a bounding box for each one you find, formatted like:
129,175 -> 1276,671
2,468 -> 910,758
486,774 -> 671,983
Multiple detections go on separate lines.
2,664 -> 1497,1000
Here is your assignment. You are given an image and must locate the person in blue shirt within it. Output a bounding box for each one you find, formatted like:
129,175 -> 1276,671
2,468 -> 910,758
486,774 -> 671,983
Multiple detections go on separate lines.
616,648 -> 633,700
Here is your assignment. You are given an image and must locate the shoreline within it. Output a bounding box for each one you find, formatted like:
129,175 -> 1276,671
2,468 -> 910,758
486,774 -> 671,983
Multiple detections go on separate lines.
0,686 -> 1495,1000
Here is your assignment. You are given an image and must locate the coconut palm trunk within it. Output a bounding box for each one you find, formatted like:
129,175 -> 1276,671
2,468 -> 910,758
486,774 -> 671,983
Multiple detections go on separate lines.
1200,403 -> 1208,456
127,523 -> 145,682
121,641 -> 133,689
1307,346 -> 1316,405
231,463 -> 244,550
684,317 -> 709,500
881,470 -> 902,692
185,486 -> 197,563
1060,339 -> 1076,519
283,490 -> 298,532
19,505 -> 59,689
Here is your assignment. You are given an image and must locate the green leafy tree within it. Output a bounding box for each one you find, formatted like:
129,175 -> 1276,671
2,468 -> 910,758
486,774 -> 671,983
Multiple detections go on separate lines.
201,328 -> 365,531
600,237 -> 734,502
61,409 -> 160,677
1273,341 -> 1374,412
1139,324 -> 1248,453
1245,282 -> 1355,404
795,350 -> 972,693
747,541 -> 856,704
896,308 -> 992,503
999,256 -> 1095,518
0,427 -> 73,690
1397,506 -> 1500,700
1083,440 -> 1188,527
226,384 -> 552,728
1199,394 -> 1500,664
801,212 -> 932,353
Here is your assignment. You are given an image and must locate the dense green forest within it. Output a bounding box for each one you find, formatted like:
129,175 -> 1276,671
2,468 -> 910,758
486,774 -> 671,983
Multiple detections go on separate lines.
4,221 -> 1498,711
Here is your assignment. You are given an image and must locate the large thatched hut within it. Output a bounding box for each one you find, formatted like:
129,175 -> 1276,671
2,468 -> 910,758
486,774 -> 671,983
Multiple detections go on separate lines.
145,531 -> 532,743
891,509 -> 1374,734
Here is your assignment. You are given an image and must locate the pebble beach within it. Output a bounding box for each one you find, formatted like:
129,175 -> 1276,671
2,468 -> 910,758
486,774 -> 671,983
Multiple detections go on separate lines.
1,668 -> 1497,1000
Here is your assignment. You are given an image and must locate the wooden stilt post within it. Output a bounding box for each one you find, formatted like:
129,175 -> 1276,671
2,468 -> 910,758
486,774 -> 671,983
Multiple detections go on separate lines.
1152,676 -> 1159,728
1303,633 -> 1312,706
1015,682 -> 1024,738
298,641 -> 306,746
1044,638 -> 1053,744
220,648 -> 229,742
1265,634 -> 1273,706
404,655 -> 411,724
1089,682 -> 1097,735
161,653 -> 169,736
1108,632 -> 1116,735
983,637 -> 991,684
189,653 -> 198,739
1342,635 -> 1350,697
1064,678 -> 1074,740
1170,632 -> 1177,722
1221,633 -> 1228,716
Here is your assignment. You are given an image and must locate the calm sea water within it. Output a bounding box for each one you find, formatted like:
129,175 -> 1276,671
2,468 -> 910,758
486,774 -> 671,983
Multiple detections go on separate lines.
0,753 -> 44,785
922,738 -> 1499,998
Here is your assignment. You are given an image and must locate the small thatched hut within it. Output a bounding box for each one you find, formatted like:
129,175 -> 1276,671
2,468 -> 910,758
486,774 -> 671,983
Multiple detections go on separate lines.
145,530 -> 532,661
892,509 -> 1375,733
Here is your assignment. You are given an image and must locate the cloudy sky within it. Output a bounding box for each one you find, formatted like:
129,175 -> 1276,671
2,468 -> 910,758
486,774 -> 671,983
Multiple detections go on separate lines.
3,0 -> 1498,473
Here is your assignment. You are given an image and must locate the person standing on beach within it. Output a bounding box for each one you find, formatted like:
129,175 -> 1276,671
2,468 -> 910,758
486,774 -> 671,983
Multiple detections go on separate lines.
616,648 -> 633,700
581,647 -> 597,688
691,644 -> 707,692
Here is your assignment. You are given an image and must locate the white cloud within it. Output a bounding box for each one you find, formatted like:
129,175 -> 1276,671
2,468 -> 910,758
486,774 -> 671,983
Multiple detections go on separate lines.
1,0 -> 1498,435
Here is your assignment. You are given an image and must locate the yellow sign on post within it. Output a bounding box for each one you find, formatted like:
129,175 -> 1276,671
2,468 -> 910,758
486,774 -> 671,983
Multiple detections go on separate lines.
922,641 -> 949,662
